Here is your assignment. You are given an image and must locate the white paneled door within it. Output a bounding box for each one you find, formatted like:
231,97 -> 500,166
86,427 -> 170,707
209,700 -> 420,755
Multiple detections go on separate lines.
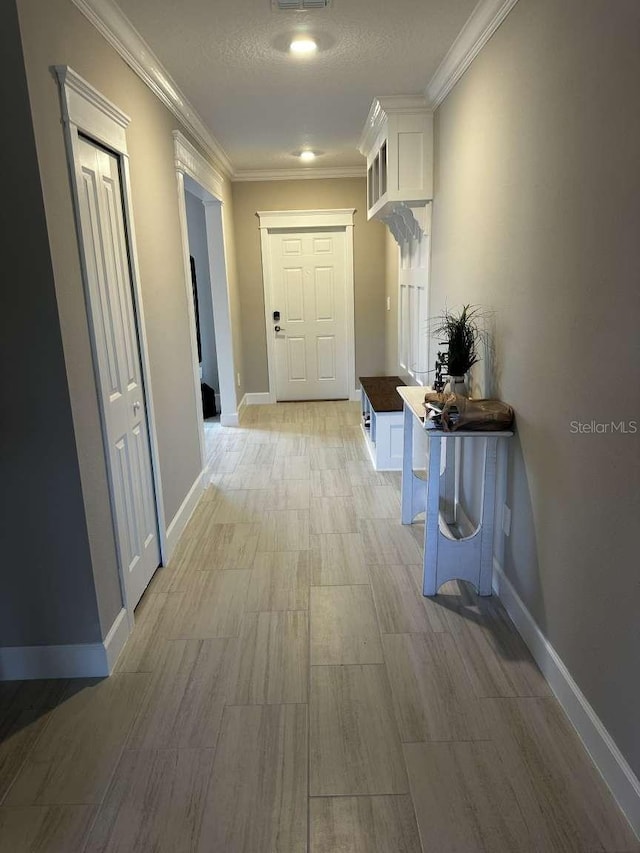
76,137 -> 160,609
269,229 -> 349,401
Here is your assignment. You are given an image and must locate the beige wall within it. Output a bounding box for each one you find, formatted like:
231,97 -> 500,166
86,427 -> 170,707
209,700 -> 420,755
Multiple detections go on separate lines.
231,178 -> 386,394
431,0 -> 640,777
15,0 -> 235,636
0,0 -> 102,646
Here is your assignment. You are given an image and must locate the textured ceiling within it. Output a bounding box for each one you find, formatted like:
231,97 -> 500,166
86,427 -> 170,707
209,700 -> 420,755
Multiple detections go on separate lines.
114,0 -> 478,173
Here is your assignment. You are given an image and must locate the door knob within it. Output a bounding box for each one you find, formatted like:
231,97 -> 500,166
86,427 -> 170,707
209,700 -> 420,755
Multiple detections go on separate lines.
274,325 -> 283,333
133,401 -> 141,413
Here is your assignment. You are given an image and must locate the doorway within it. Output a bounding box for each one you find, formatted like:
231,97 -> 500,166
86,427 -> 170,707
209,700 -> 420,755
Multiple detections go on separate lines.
258,209 -> 356,402
174,133 -> 240,438
184,189 -> 221,422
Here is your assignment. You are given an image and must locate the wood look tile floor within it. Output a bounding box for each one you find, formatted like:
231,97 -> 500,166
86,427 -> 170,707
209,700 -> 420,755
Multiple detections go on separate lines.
0,401 -> 637,852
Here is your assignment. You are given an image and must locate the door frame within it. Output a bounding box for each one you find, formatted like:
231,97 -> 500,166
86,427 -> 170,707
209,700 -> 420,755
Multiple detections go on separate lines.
55,66 -> 166,617
173,132 -> 240,431
257,209 -> 356,403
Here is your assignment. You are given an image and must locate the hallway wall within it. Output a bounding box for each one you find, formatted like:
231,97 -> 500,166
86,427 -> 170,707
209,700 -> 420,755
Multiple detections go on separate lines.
10,0 -> 240,644
429,0 -> 640,777
0,0 -> 102,647
231,178 -> 387,395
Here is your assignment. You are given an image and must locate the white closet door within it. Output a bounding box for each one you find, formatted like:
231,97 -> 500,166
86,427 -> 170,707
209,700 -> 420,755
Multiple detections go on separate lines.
76,137 -> 159,608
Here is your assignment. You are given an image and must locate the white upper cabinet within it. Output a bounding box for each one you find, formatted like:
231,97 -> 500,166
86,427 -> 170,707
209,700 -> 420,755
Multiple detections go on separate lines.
359,95 -> 433,220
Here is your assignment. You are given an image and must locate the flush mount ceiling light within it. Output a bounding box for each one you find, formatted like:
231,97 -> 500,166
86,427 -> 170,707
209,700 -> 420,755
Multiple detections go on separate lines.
289,37 -> 317,55
299,150 -> 316,162
271,30 -> 335,56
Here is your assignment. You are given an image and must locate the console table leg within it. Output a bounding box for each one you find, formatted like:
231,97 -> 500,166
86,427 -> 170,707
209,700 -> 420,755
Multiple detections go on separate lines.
478,436 -> 499,596
423,434 -> 442,596
401,402 -> 415,524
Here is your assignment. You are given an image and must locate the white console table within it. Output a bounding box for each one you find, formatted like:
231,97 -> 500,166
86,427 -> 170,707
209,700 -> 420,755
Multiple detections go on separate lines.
397,386 -> 513,597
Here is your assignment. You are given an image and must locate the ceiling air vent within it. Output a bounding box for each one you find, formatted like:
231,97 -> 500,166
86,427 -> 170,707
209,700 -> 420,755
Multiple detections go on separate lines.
272,0 -> 331,10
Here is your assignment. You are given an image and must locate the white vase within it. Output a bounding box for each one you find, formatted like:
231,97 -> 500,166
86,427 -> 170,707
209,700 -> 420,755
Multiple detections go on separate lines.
444,375 -> 468,397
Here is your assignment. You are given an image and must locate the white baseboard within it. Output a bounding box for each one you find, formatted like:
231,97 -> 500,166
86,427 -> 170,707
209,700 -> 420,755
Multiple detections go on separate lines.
103,607 -> 130,673
164,470 -> 204,562
223,393 -> 247,426
493,559 -> 640,839
245,392 -> 274,405
350,388 -> 361,402
0,607 -> 130,680
244,391 -> 356,405
220,412 -> 239,426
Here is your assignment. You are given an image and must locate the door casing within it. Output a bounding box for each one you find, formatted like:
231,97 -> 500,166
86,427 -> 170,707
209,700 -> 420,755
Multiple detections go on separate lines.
173,131 -> 240,428
55,66 -> 167,619
258,209 -> 357,403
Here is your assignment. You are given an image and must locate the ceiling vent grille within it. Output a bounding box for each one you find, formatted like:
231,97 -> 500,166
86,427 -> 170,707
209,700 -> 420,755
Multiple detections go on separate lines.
272,0 -> 331,10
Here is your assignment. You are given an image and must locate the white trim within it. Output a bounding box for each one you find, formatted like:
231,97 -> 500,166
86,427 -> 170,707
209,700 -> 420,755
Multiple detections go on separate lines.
54,65 -> 129,154
68,0 -> 521,175
173,131 -> 224,201
222,393 -> 247,427
245,392 -> 275,405
165,471 -> 205,561
233,166 -> 366,183
67,0 -> 366,185
493,560 -> 640,839
55,66 -> 168,612
174,132 -> 240,430
203,200 -> 240,424
257,208 -> 356,230
0,608 -> 129,680
257,209 -> 356,403
220,412 -> 240,427
175,170 -> 207,473
344,222 -> 356,401
259,226 -> 278,403
350,388 -> 361,402
103,607 -> 130,672
54,65 -> 130,136
425,0 -> 521,108
69,0 -> 232,177
237,393 -> 247,422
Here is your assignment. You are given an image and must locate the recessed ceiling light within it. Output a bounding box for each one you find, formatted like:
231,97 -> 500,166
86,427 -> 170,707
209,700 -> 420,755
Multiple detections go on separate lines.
290,37 -> 317,55
299,150 -> 316,162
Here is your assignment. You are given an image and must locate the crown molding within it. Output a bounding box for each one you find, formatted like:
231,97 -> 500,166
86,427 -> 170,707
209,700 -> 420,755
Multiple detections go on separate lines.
70,0 -> 520,178
358,94 -> 430,156
233,165 -> 366,183
70,0 -> 232,177
425,0 -> 521,109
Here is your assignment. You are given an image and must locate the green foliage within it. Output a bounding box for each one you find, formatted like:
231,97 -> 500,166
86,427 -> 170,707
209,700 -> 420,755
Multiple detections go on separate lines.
433,304 -> 483,376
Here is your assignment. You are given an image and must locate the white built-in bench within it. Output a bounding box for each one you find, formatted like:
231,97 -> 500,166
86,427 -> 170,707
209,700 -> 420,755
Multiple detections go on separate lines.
360,376 -> 406,471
